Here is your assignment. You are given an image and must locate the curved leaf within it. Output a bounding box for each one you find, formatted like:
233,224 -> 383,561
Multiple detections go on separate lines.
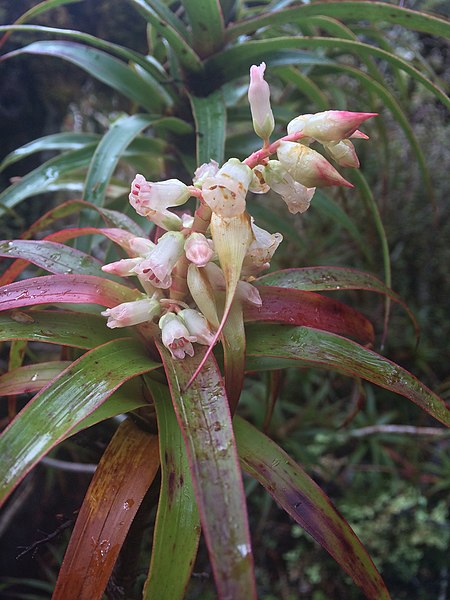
235,416 -> 391,600
0,132 -> 99,172
0,22 -> 173,102
0,338 -> 160,505
245,325 -> 450,427
157,343 -> 257,600
0,361 -> 71,396
0,310 -> 124,348
244,286 -> 375,345
143,378 -> 200,600
84,114 -> 157,207
53,419 -> 160,600
0,240 -> 104,277
2,41 -> 160,112
0,274 -> 141,312
226,2 -> 450,40
0,145 -> 96,216
254,266 -> 418,334
207,37 -> 449,110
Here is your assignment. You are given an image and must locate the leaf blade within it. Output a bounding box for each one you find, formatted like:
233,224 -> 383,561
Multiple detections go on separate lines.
0,338 -> 160,505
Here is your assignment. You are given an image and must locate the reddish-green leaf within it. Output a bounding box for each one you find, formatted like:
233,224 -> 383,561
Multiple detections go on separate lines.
0,338 -> 160,505
0,274 -> 140,312
54,419 -> 160,600
255,267 -> 419,336
143,378 -> 200,600
246,325 -> 450,427
157,343 -> 257,600
0,240 -> 104,276
0,361 -> 71,396
245,286 -> 374,345
235,416 -> 391,600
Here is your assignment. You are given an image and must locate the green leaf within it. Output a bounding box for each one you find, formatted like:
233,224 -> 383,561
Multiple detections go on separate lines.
128,0 -> 202,73
54,419 -> 159,600
189,90 -> 227,165
143,379 -> 200,600
84,114 -> 157,207
313,191 -> 371,262
157,343 -> 257,600
182,0 -> 225,57
0,338 -> 160,505
276,66 -> 329,111
245,325 -> 450,427
0,310 -> 122,348
3,0 -> 83,25
235,416 -> 391,600
226,2 -> 450,40
0,133 -> 99,172
68,377 -> 152,437
2,41 -> 161,112
0,145 -> 96,217
206,45 -> 335,83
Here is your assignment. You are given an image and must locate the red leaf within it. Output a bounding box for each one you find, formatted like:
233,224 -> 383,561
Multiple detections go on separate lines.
0,274 -> 140,311
245,285 -> 375,345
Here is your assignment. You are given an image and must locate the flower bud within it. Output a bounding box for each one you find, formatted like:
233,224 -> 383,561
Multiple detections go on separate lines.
101,298 -> 160,329
184,232 -> 214,267
201,158 -> 253,217
159,312 -> 196,359
277,141 -> 353,188
132,231 -> 185,289
324,140 -> 360,168
178,308 -> 215,345
287,111 -> 377,143
102,258 -> 142,277
248,62 -> 275,141
264,160 -> 315,214
128,236 -> 155,256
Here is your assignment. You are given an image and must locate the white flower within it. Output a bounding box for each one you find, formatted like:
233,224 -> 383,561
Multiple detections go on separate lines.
101,298 -> 160,328
159,312 -> 196,359
193,160 -> 219,187
132,231 -> 185,289
178,308 -> 215,345
242,220 -> 283,276
129,174 -> 190,230
249,164 -> 270,194
264,160 -> 316,214
248,62 -> 275,141
201,158 -> 253,217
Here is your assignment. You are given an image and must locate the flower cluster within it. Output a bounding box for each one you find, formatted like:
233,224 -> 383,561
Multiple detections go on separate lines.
101,63 -> 375,359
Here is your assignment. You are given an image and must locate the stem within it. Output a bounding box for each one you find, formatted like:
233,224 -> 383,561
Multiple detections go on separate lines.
244,131 -> 305,168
